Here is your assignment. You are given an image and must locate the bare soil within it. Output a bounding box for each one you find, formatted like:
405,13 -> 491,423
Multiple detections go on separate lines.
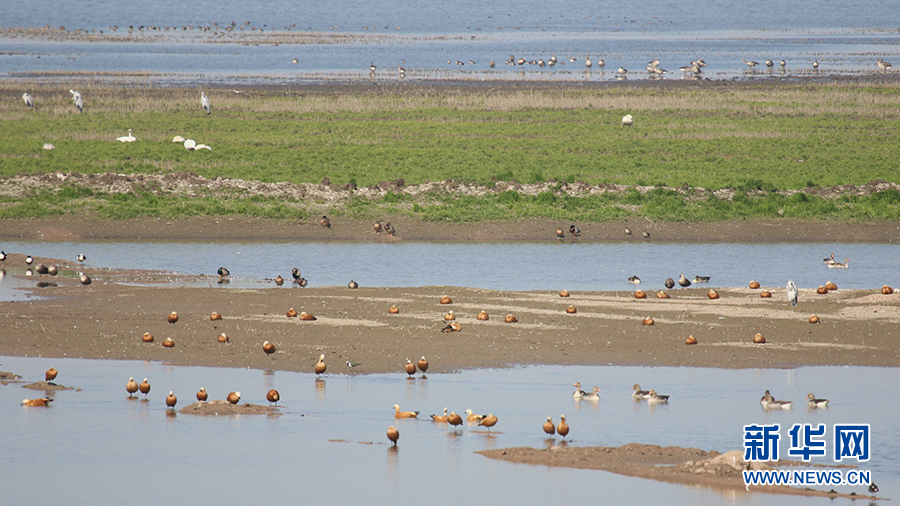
178,400 -> 280,416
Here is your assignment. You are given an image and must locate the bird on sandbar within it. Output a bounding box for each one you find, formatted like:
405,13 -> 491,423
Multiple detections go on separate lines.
393,404 -> 419,419
787,279 -> 798,307
373,221 -> 383,233
556,228 -> 565,239
197,387 -> 208,402
217,267 -> 230,283
417,356 -> 429,374
569,225 -> 581,237
45,368 -> 58,383
266,389 -> 280,406
263,341 -> 276,358
319,215 -> 331,228
227,391 -> 241,404
678,273 -> 691,288
665,278 -> 675,289
385,223 -> 396,236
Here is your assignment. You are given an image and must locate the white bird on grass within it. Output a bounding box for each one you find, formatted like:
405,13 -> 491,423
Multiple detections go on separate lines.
201,91 -> 210,115
172,135 -> 185,143
184,139 -> 197,151
622,114 -> 633,127
23,93 -> 34,110
116,129 -> 136,142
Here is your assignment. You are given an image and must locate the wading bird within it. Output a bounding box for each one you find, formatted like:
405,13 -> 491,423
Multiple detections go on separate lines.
201,91 -> 211,115
786,279 -> 798,307
23,92 -> 34,110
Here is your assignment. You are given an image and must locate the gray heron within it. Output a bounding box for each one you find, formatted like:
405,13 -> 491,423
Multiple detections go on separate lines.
201,91 -> 210,115
786,279 -> 798,307
23,92 -> 34,109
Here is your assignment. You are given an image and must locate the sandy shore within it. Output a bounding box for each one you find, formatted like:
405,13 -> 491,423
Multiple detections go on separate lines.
0,251 -> 898,373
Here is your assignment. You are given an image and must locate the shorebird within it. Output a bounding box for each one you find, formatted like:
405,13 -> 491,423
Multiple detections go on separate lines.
201,91 -> 210,115
196,387 -> 208,401
869,483 -> 879,498
369,62 -> 376,73
806,393 -> 829,408
126,377 -> 139,397
0,251 -> 6,262
139,378 -> 151,397
478,414 -> 498,431
647,389 -> 670,404
765,59 -> 774,68
398,63 -> 406,76
23,92 -> 34,109
877,58 -> 892,72
387,426 -> 399,446
77,253 -> 86,263
25,255 -> 33,265
632,384 -> 651,400
266,389 -> 280,406
572,382 -> 586,399
617,67 -> 628,75
166,391 -> 178,410
319,215 -> 331,228
780,59 -> 786,68
70,89 -> 84,113
315,354 -> 327,376
543,416 -> 556,436
812,60 -> 819,71
557,415 -> 569,440
116,129 -> 136,142
678,273 -> 691,288
45,368 -> 58,383
393,404 -> 419,419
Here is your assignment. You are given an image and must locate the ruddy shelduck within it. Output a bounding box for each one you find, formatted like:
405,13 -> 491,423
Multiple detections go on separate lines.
166,391 -> 177,410
263,341 -> 276,357
139,378 -> 151,397
476,311 -> 489,320
543,416 -> 556,436
447,411 -> 463,430
417,356 -> 429,373
142,332 -> 154,342
22,397 -> 53,407
227,391 -> 241,404
389,305 -> 400,314
443,310 -> 455,321
315,354 -> 327,376
197,387 -> 208,402
210,311 -> 222,321
504,314 -> 517,323
387,426 -> 399,445
393,404 -> 419,419
287,308 -> 298,318
167,312 -> 178,324
162,337 -> 175,348
559,289 -> 570,297
45,368 -> 58,383
440,295 -> 452,304
749,280 -> 760,289
478,414 -> 498,430
266,389 -> 280,406
218,333 -> 229,343
557,415 -> 569,439
405,359 -> 417,377
126,377 -> 139,397
299,311 -> 316,321
431,407 -> 449,423
685,335 -> 698,345
465,409 -> 485,423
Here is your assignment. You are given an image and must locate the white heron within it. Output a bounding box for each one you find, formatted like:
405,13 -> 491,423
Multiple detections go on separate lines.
786,279 -> 798,307
116,129 -> 136,142
70,89 -> 84,113
23,93 -> 34,110
201,91 -> 210,115
622,114 -> 634,127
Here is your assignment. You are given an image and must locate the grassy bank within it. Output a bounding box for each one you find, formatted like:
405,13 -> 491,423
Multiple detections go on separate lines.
2,81 -> 900,221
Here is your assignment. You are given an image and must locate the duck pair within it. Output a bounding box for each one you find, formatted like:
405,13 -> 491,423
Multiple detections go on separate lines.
572,382 -> 601,401
632,384 -> 670,404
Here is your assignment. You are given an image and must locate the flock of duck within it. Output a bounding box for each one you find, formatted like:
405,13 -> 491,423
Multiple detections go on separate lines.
0,251 -> 91,285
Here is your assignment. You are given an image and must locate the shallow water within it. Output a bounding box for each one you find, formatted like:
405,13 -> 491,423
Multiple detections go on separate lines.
3,0 -> 899,84
0,240 -> 896,299
1,355 -> 895,505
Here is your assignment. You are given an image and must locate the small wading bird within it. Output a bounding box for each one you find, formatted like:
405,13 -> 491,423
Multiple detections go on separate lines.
201,91 -> 210,115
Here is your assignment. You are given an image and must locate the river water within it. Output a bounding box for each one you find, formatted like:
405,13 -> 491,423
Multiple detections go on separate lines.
4,0 -> 899,84
2,356 -> 896,505
0,240 -> 896,299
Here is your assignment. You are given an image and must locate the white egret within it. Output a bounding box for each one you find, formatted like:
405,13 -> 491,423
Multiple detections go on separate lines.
201,91 -> 210,115
116,129 -> 136,142
23,93 -> 34,110
786,279 -> 798,307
